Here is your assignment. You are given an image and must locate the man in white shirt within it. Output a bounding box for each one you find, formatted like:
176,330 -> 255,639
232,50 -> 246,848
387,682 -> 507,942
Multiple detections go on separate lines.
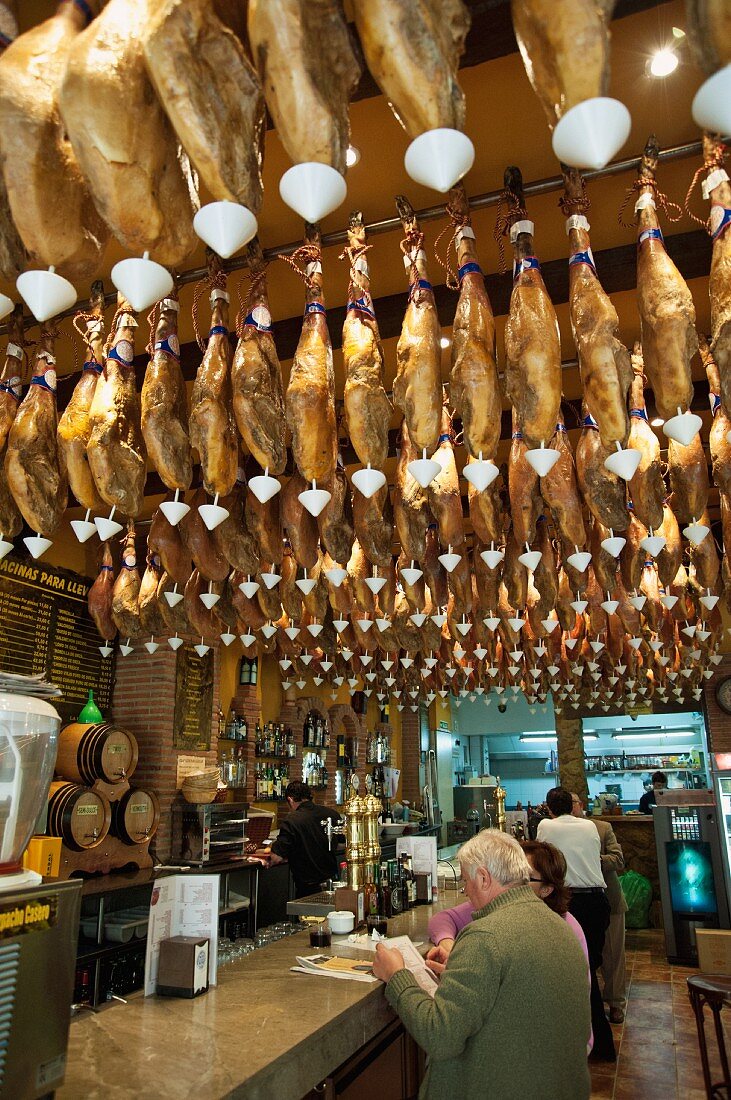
537,787 -> 615,1062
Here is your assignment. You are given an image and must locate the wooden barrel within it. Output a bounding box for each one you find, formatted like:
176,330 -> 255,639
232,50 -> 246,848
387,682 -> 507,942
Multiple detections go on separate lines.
47,781 -> 111,850
111,788 -> 160,846
55,723 -> 139,785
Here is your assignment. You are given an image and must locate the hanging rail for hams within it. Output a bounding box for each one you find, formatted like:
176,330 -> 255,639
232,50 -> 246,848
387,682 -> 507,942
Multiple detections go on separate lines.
0,139 -> 715,337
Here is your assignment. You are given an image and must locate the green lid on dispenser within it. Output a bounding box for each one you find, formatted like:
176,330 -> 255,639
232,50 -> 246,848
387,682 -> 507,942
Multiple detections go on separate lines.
79,689 -> 103,724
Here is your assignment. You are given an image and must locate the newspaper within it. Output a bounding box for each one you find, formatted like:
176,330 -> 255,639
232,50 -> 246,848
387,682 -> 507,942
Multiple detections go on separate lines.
292,935 -> 438,997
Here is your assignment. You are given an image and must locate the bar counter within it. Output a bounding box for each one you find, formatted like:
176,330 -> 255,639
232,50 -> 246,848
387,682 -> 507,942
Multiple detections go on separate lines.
60,895 -> 453,1100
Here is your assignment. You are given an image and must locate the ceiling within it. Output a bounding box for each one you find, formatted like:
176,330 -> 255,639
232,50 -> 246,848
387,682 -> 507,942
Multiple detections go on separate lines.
5,0 -> 720,541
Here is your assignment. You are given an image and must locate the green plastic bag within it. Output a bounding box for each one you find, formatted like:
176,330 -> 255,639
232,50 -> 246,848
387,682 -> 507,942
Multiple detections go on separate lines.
621,869 -> 652,928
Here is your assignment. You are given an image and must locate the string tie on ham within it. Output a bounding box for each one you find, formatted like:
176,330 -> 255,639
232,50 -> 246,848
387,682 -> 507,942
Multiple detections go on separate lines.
277,242 -> 322,296
192,252 -> 228,352
493,188 -> 526,273
399,226 -> 426,298
684,139 -> 728,232
433,196 -> 470,291
618,175 -> 683,229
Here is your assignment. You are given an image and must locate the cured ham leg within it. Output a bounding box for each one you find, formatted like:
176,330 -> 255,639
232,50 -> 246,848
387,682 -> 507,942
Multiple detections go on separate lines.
282,472 -> 320,571
144,0 -> 264,211
562,167 -> 631,448
508,413 -> 542,547
704,337 -> 731,497
698,135 -> 731,411
88,544 -> 117,641
180,487 -> 230,582
353,483 -> 393,568
189,259 -> 238,499
503,167 -> 562,449
148,507 -> 191,586
6,328 -> 67,535
139,553 -> 167,638
540,416 -> 586,548
87,297 -> 146,519
59,0 -> 198,267
318,463 -> 355,567
393,196 -> 442,455
285,224 -> 337,485
0,306 -> 24,451
352,0 -> 469,138
576,404 -> 627,531
211,475 -> 259,577
448,183 -> 502,461
141,288 -> 192,491
342,212 -> 392,469
232,241 -> 286,475
112,524 -> 142,639
57,282 -> 105,512
667,428 -> 708,527
634,135 -> 697,420
511,0 -> 615,130
0,10 -> 25,281
427,408 -> 464,549
393,421 -> 429,563
247,0 -> 360,174
0,0 -> 107,279
627,346 -> 665,532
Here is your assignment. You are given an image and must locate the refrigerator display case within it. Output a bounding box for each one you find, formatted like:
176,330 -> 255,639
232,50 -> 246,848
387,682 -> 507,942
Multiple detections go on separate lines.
712,754 -> 731,894
653,790 -> 730,964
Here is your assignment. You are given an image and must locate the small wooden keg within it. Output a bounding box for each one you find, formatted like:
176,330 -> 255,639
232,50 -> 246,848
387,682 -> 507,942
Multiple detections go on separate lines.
111,788 -> 160,846
47,781 -> 111,850
55,723 -> 139,785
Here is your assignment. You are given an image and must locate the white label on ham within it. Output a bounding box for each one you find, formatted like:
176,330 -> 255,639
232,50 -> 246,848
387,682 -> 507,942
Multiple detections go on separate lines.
86,319 -> 103,335
123,553 -> 136,569
565,215 -> 590,234
249,305 -> 272,330
455,226 -> 476,245
354,255 -> 369,275
161,298 -> 180,311
4,376 -> 21,397
703,169 -> 730,200
114,339 -> 135,365
5,342 -> 22,360
37,350 -> 56,365
402,249 -> 427,268
709,205 -> 729,237
305,261 -> 323,276
509,219 -> 534,242
634,193 -> 656,212
210,288 -> 229,304
118,314 -> 138,328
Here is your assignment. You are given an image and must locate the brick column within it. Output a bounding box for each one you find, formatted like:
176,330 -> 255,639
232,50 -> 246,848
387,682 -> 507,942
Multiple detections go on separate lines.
704,656 -> 731,755
400,709 -> 421,805
111,641 -> 220,861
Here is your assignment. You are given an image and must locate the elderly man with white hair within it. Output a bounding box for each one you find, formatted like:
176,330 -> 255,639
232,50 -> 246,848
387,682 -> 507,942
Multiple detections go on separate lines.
372,829 -> 591,1100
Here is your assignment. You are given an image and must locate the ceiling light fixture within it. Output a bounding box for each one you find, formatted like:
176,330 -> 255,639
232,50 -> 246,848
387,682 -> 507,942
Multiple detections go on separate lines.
612,730 -> 696,741
649,48 -> 679,78
346,144 -> 360,168
440,336 -> 451,349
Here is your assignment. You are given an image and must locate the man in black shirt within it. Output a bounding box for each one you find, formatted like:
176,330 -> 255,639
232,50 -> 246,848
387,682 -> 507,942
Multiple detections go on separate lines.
264,781 -> 342,898
639,771 -> 668,815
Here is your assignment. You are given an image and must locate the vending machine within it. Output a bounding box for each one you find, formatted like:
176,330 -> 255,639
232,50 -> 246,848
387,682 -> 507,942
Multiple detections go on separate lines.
653,789 -> 730,964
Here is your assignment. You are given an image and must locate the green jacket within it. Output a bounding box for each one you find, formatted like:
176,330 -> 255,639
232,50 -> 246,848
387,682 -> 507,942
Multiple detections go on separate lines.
385,885 -> 591,1099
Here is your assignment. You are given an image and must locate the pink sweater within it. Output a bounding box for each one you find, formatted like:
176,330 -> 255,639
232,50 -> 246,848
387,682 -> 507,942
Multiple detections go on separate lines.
429,900 -> 590,966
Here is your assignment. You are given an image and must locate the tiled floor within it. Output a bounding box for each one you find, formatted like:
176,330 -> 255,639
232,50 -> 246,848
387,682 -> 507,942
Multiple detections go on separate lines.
591,930 -> 724,1099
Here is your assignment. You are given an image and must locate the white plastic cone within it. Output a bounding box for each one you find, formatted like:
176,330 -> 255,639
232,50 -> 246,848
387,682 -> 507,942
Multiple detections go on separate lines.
567,549 -> 591,572
159,490 -> 190,527
0,537 -> 12,561
200,591 -> 220,610
407,449 -> 440,488
324,566 -> 347,587
401,563 -> 423,586
239,578 -> 260,599
279,163 -> 346,222
198,494 -> 229,531
683,521 -> 709,545
365,575 -> 386,594
351,463 -> 386,499
110,252 -> 173,314
248,469 -> 280,504
164,588 -> 184,608
438,549 -> 461,573
551,97 -> 631,170
284,626 -> 300,640
640,531 -> 666,557
296,576 -> 317,595
298,480 -> 331,518
525,443 -> 560,477
193,201 -> 258,259
692,64 -> 731,136
404,128 -> 475,193
95,506 -> 123,542
480,545 -> 504,570
16,267 -> 77,323
240,632 -> 255,646
660,593 -> 678,610
571,599 -> 588,614
663,407 -> 703,447
518,548 -> 542,572
410,612 -> 427,628
220,632 -> 236,646
23,534 -> 52,559
601,533 -> 626,558
145,639 -> 160,654
71,509 -> 96,544
99,643 -> 113,658
194,641 -> 210,657
261,571 -> 281,590
463,455 -> 499,492
629,593 -> 646,611
119,640 -> 134,657
604,442 -> 642,481
0,293 -> 13,322
601,598 -> 619,615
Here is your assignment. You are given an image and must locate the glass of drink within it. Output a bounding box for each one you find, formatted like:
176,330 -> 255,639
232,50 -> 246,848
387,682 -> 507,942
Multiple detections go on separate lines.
309,921 -> 332,948
366,914 -> 388,937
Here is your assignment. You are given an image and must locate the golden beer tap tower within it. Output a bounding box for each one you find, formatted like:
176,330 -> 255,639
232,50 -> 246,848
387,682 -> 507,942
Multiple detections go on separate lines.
321,777 -> 382,889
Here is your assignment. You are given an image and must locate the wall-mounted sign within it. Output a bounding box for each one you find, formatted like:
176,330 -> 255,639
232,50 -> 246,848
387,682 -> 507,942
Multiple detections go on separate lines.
0,556 -> 114,722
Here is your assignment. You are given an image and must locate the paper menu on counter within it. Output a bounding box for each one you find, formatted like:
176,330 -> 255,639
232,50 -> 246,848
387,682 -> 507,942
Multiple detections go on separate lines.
385,935 -> 438,998
396,836 -> 438,898
144,874 -> 219,996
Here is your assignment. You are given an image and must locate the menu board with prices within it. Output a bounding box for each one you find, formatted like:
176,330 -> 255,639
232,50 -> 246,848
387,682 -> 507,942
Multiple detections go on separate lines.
0,555 -> 115,721
173,643 -> 214,751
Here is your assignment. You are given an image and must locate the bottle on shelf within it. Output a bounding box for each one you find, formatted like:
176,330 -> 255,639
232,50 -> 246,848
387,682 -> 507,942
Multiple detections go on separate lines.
399,855 -> 410,912
239,713 -> 248,741
379,861 -> 393,917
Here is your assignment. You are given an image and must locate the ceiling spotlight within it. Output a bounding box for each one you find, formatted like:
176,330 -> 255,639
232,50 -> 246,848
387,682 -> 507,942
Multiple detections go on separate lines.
650,416 -> 665,427
346,144 -> 361,168
648,48 -> 679,78
440,336 -> 451,349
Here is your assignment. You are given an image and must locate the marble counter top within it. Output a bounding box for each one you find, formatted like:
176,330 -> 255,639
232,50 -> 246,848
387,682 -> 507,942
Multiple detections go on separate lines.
60,900 -> 449,1100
